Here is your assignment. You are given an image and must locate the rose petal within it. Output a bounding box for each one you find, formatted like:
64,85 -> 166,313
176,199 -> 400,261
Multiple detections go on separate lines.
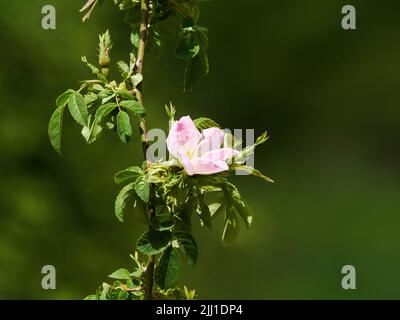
177,148 -> 194,176
190,158 -> 229,175
202,148 -> 239,162
166,116 -> 202,158
195,127 -> 225,156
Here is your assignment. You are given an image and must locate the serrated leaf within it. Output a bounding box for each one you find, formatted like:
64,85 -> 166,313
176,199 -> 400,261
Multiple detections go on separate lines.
81,55 -> 99,74
117,291 -> 129,300
117,60 -> 129,73
174,34 -> 200,60
234,200 -> 253,229
56,89 -> 74,108
230,164 -> 274,183
175,231 -> 198,266
135,174 -> 149,203
117,111 -> 132,144
136,230 -> 172,255
197,193 -> 212,229
48,105 -> 65,155
81,56 -> 107,81
84,92 -> 98,105
99,282 -> 111,300
114,166 -> 143,184
102,93 -> 115,105
130,74 -> 143,87
93,102 -> 117,126
147,27 -> 162,57
183,54 -> 202,92
155,246 -> 182,290
256,131 -> 269,146
193,117 -> 220,129
151,213 -> 175,231
98,89 -> 113,100
222,211 -> 240,245
68,91 -> 89,126
120,100 -> 145,120
116,89 -> 134,100
81,120 -> 102,144
108,268 -> 131,280
209,202 -> 225,220
117,60 -> 131,79
131,32 -> 139,49
115,182 -> 135,222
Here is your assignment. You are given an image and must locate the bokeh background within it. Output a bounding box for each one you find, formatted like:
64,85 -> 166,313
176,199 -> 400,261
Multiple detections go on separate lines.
1,0 -> 400,299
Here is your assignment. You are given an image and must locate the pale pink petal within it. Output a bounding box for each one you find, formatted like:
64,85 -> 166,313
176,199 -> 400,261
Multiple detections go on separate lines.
166,116 -> 202,158
202,148 -> 239,162
195,127 -> 225,156
190,158 -> 229,175
177,148 -> 194,176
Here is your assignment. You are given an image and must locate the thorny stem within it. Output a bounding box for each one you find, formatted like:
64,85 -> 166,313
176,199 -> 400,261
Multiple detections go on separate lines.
134,0 -> 156,300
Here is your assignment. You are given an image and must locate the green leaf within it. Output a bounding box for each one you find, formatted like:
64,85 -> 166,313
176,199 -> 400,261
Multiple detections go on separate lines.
48,106 -> 65,155
81,56 -> 107,81
116,89 -> 134,100
155,246 -> 182,290
120,100 -> 146,119
56,89 -> 74,108
174,34 -> 200,60
102,93 -> 115,105
114,166 -> 143,184
197,193 -> 212,229
175,231 -> 198,266
256,131 -> 269,146
222,210 -> 241,245
136,230 -> 172,255
196,27 -> 209,51
199,48 -> 209,75
165,103 -> 176,121
117,290 -> 129,300
98,88 -> 113,100
131,32 -> 139,49
231,165 -> 274,183
84,92 -> 98,105
84,294 -> 98,300
209,202 -> 225,220
193,117 -> 220,129
93,102 -> 117,126
151,213 -> 175,231
81,117 -> 103,144
108,268 -> 131,280
117,60 -> 131,79
99,282 -> 111,300
68,91 -> 89,126
135,174 -> 150,203
184,54 -> 203,92
117,111 -> 132,144
147,27 -> 162,57
130,74 -> 143,87
115,182 -> 135,222
235,201 -> 253,229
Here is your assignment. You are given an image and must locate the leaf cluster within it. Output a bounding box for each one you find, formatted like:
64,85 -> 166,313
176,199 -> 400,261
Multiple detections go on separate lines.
49,32 -> 146,155
84,252 -> 196,300
112,115 -> 272,289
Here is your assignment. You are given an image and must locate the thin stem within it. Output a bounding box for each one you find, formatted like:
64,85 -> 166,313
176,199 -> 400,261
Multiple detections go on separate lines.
136,0 -> 150,156
134,0 -> 156,301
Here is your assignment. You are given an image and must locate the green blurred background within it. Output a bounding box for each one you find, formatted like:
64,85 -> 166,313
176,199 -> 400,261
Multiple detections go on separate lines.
1,0 -> 400,299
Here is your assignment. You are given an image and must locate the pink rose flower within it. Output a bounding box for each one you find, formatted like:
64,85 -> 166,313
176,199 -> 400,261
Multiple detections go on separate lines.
166,116 -> 238,175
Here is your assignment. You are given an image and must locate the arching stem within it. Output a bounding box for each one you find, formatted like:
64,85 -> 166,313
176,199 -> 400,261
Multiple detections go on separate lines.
134,0 -> 156,300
